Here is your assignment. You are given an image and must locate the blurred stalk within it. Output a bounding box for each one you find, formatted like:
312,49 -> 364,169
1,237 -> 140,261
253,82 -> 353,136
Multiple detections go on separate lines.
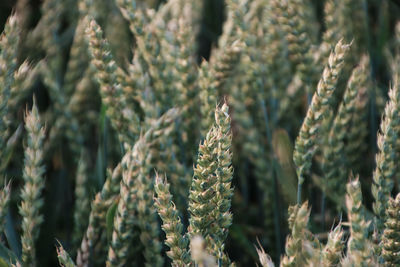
259,98 -> 282,260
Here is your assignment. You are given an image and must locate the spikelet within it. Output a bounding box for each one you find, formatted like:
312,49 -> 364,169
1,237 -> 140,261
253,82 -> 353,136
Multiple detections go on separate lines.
171,9 -> 200,156
127,113 -> 182,265
190,235 -> 217,267
0,181 -> 11,236
318,1 -> 366,93
339,0 -> 367,54
269,0 -> 315,92
30,0 -> 84,160
135,160 -> 164,267
188,104 -> 233,258
9,61 -> 36,113
76,164 -> 122,266
76,236 -> 89,267
320,0 -> 341,61
262,4 -> 293,122
41,65 -> 84,160
218,0 -> 247,49
142,108 -> 180,172
381,193 -> 400,266
1,0 -> 396,266
64,16 -> 90,98
116,0 -> 146,37
188,128 -> 219,238
281,202 -> 316,266
68,68 -> 100,136
107,109 -> 177,266
86,18 -> 140,146
116,0 -> 169,114
323,56 -> 370,205
19,100 -> 46,267
116,0 -> 158,97
154,173 -> 190,266
135,158 -> 164,266
199,60 -> 218,137
72,150 -> 91,248
56,243 -> 76,267
0,14 -> 19,87
321,223 -> 345,266
345,177 -> 376,266
0,14 -> 19,160
106,146 -> 141,267
199,41 -> 242,137
145,109 -> 188,212
210,40 -> 243,97
30,0 -> 63,64
293,39 -> 350,202
345,77 -> 369,172
91,1 -> 134,100
210,103 -> 234,256
255,241 -> 275,267
372,80 -> 400,233
333,55 -> 369,151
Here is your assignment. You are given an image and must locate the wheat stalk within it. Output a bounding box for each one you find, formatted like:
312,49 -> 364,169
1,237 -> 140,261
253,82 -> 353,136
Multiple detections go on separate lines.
19,99 -> 46,267
293,39 -> 350,203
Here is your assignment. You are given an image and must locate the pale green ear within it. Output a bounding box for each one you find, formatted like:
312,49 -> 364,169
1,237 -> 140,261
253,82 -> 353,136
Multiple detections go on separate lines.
56,241 -> 76,267
293,39 -> 351,204
19,95 -> 46,266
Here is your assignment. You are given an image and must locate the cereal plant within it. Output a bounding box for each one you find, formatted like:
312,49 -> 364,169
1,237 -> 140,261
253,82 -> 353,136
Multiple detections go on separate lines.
0,0 -> 399,266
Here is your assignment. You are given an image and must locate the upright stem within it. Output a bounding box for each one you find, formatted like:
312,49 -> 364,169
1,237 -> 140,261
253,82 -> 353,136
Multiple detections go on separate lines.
297,182 -> 302,204
259,98 -> 282,259
272,161 -> 282,260
321,193 -> 326,231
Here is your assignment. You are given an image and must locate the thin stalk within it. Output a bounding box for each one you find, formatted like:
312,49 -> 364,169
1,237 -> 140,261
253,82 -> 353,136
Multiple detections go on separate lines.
259,98 -> 282,258
272,161 -> 282,260
260,99 -> 272,143
307,91 -> 312,106
362,0 -> 377,156
297,183 -> 302,205
321,193 -> 326,231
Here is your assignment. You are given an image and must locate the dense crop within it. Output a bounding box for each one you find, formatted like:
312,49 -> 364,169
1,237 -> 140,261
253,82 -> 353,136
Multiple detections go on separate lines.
0,0 -> 400,266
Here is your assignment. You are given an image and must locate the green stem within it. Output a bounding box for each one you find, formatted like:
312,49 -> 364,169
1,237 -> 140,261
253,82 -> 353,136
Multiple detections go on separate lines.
297,181 -> 302,205
259,99 -> 282,258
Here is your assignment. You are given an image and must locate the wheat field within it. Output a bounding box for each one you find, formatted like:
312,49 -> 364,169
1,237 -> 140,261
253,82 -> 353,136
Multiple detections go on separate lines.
0,0 -> 399,266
